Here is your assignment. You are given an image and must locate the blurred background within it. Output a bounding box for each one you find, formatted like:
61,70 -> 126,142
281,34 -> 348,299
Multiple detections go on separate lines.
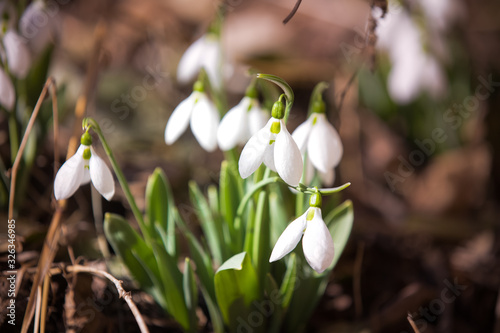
1,0 -> 500,332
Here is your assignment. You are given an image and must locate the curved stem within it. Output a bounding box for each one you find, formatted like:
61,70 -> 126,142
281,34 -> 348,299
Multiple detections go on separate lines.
234,176 -> 281,236
256,73 -> 294,124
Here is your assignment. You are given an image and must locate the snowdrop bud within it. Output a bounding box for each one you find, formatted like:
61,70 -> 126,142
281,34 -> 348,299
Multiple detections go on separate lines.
271,100 -> 284,119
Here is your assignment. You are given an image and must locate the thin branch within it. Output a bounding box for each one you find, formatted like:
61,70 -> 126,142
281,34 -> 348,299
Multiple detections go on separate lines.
8,77 -> 57,220
40,275 -> 50,333
407,313 -> 422,333
52,265 -> 150,333
283,0 -> 303,24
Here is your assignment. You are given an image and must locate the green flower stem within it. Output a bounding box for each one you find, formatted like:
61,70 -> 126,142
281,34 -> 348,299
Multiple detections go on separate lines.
242,168 -> 273,251
83,117 -> 150,243
308,82 -> 329,116
235,175 -> 281,238
316,182 -> 351,195
295,190 -> 305,217
256,73 -> 294,124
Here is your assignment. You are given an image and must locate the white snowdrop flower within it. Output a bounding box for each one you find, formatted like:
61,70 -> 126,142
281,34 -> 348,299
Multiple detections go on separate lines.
165,81 -> 220,152
270,193 -> 334,273
177,34 -> 222,89
238,99 -> 303,186
375,1 -> 447,104
54,132 -> 115,201
0,68 -> 15,111
217,87 -> 268,151
292,101 -> 343,186
2,29 -> 32,79
20,0 -> 57,55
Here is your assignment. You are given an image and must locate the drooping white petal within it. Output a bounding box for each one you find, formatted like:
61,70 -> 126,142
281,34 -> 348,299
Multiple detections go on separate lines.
3,30 -> 32,79
0,69 -> 15,111
201,36 -> 222,89
302,208 -> 334,273
292,116 -> 314,153
190,94 -> 220,152
248,103 -> 269,136
270,212 -> 307,262
307,114 -> 343,173
239,118 -> 274,179
177,36 -> 205,84
274,121 -> 303,186
165,93 -> 196,145
53,145 -> 87,200
217,97 -> 249,150
89,147 -> 115,201
319,168 -> 335,186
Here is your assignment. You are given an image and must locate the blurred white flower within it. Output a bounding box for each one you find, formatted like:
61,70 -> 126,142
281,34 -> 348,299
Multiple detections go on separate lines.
270,205 -> 334,273
20,0 -> 57,55
217,96 -> 268,151
292,112 -> 343,186
239,111 -> 303,186
2,29 -> 32,78
54,143 -> 115,201
177,34 -> 222,89
165,89 -> 220,152
374,1 -> 447,104
0,68 -> 15,110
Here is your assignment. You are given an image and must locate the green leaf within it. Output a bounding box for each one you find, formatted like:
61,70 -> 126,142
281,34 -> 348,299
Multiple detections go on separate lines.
145,167 -> 176,257
324,200 -> 354,270
251,191 -> 270,285
214,252 -> 260,330
104,213 -> 165,307
219,160 -> 243,235
269,191 -> 289,244
285,273 -> 328,333
183,258 -> 198,332
279,253 -> 297,310
189,181 -> 225,264
200,286 -> 225,333
175,212 -> 216,299
152,243 -> 191,330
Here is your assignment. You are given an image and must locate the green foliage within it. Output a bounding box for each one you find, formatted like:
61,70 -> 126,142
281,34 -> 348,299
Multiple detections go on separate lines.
105,163 -> 353,332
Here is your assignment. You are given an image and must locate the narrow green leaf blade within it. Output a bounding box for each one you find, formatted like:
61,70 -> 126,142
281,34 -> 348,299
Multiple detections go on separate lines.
279,253 -> 297,310
104,213 -> 165,306
183,258 -> 198,332
145,167 -> 177,257
152,243 -> 191,330
189,181 -> 225,264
